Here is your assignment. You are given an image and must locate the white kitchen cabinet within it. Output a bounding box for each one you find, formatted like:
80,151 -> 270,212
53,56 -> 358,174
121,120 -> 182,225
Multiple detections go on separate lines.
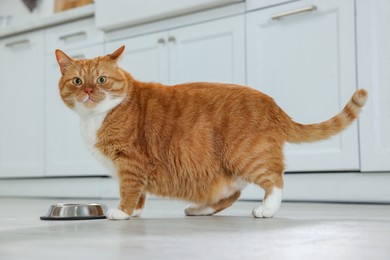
108,32 -> 169,84
45,45 -> 106,177
246,0 -> 301,11
45,18 -> 104,54
0,31 -> 45,177
357,0 -> 390,172
168,15 -> 245,85
106,15 -> 245,85
95,0 -> 242,30
247,0 -> 359,172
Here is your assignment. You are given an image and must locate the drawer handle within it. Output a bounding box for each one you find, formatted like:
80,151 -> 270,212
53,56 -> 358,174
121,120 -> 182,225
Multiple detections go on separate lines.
72,54 -> 86,59
271,5 -> 317,20
58,31 -> 87,41
5,39 -> 30,48
168,36 -> 176,43
158,38 -> 165,44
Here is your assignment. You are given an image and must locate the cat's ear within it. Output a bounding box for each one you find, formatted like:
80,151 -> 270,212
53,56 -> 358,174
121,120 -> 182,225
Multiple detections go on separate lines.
108,45 -> 125,62
55,49 -> 74,75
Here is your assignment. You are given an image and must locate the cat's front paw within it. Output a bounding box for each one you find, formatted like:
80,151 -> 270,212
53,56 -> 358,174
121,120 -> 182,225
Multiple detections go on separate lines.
106,208 -> 130,220
252,205 -> 276,218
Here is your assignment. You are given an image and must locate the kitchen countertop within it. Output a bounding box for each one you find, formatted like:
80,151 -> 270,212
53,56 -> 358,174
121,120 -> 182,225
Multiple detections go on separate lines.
0,5 -> 94,39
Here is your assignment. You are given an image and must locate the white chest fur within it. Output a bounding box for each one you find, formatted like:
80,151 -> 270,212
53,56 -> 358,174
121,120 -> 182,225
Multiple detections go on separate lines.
79,113 -> 117,175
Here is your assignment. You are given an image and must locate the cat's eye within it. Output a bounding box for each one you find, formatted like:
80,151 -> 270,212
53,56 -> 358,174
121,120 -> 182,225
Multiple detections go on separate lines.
97,76 -> 107,84
72,77 -> 83,86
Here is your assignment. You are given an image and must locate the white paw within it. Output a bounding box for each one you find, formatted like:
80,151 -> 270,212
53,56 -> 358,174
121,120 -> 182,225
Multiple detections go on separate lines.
252,205 -> 276,218
184,205 -> 214,216
106,208 -> 130,220
131,209 -> 143,217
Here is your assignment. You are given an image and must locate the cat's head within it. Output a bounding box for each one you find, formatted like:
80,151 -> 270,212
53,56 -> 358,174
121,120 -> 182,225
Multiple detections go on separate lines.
55,46 -> 128,117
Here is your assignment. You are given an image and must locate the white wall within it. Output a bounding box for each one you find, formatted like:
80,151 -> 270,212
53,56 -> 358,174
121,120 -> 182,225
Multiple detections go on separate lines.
0,0 -> 54,28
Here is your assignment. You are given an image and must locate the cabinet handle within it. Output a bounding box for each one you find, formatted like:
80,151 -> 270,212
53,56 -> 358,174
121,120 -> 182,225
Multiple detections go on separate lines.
72,54 -> 85,59
271,5 -> 317,20
158,38 -> 165,44
5,39 -> 30,48
168,36 -> 176,43
58,31 -> 87,41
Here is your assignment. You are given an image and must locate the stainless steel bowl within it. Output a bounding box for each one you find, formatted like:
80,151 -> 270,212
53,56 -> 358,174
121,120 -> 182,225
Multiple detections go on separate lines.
40,203 -> 108,220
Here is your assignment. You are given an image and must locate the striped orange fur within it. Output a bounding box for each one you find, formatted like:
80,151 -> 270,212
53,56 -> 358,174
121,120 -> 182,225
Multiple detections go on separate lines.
55,46 -> 367,219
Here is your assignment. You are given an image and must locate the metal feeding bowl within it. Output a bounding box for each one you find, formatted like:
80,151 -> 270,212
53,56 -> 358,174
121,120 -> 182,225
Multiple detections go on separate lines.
40,203 -> 108,220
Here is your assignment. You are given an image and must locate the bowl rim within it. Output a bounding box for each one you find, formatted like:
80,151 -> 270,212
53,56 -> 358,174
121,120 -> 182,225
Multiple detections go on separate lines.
53,203 -> 106,207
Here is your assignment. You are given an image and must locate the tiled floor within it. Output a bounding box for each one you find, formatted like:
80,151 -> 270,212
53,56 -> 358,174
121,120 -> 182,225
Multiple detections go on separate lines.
0,198 -> 389,260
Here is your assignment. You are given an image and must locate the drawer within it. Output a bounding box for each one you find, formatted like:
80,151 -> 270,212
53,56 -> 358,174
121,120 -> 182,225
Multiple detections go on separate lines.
246,0 -> 302,11
46,18 -> 104,53
0,30 -> 44,51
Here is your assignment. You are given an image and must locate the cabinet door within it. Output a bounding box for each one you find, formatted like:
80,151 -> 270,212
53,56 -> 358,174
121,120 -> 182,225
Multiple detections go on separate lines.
0,31 -> 45,177
169,15 -> 245,85
106,32 -> 169,84
357,0 -> 390,171
247,0 -> 358,171
45,45 -> 106,176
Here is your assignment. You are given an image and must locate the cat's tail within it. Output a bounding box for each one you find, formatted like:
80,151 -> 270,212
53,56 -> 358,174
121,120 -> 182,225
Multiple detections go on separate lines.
286,89 -> 368,143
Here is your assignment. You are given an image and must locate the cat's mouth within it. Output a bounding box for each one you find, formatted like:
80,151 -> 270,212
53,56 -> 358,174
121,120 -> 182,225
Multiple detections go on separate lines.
81,95 -> 95,102
81,95 -> 99,107
77,92 -> 107,109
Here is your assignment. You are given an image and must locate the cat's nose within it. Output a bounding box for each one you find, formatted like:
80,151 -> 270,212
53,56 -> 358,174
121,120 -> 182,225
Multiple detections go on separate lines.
84,87 -> 93,95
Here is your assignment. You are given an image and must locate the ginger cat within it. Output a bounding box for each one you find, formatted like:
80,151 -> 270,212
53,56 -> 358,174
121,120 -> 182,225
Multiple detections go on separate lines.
55,46 -> 367,220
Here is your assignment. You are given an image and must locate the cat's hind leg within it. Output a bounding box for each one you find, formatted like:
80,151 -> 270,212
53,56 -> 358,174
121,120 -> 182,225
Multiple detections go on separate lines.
249,165 -> 284,218
252,180 -> 283,218
237,144 -> 284,218
184,191 -> 241,216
